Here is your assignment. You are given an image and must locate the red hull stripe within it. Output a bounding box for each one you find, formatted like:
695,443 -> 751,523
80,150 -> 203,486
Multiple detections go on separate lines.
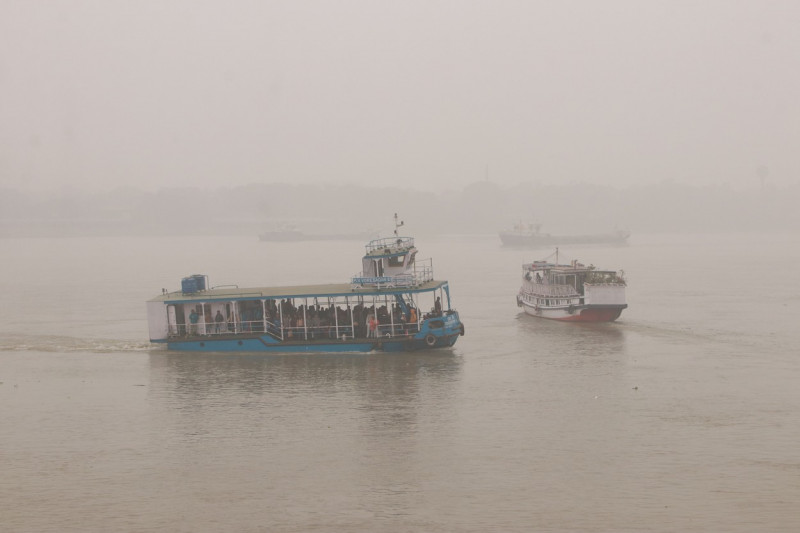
554,307 -> 623,322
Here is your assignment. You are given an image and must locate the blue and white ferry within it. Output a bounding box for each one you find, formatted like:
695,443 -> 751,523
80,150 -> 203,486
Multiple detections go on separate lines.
146,216 -> 464,352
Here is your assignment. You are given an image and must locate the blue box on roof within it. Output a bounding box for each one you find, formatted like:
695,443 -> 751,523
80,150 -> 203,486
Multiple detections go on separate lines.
181,277 -> 198,294
191,274 -> 207,291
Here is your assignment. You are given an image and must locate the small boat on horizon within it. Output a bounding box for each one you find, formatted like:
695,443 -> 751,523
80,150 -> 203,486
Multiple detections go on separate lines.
148,215 -> 464,352
259,222 -> 378,242
516,248 -> 627,322
499,222 -> 630,247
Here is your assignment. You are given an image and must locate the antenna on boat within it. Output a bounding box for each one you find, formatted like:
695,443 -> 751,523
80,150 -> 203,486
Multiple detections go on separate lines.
393,213 -> 404,237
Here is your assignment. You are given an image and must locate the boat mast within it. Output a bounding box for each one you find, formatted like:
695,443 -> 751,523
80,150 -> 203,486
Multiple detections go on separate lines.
394,212 -> 404,237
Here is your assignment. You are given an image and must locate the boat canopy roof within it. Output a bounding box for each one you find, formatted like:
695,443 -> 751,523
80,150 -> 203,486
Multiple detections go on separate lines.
523,262 -> 618,275
150,279 -> 449,304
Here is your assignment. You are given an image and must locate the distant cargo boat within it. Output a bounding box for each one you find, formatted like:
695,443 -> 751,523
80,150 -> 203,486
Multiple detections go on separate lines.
499,222 -> 630,247
259,223 -> 378,242
148,215 -> 464,352
516,248 -> 627,322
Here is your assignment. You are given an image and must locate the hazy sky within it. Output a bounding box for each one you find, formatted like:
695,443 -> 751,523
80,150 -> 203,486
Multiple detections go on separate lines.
2,1 -> 798,193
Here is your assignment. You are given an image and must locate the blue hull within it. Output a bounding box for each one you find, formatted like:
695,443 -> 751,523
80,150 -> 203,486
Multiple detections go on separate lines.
162,333 -> 460,352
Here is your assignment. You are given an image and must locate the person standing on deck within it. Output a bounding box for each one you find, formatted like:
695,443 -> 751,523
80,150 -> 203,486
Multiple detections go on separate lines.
188,309 -> 199,335
399,311 -> 408,335
214,310 -> 224,334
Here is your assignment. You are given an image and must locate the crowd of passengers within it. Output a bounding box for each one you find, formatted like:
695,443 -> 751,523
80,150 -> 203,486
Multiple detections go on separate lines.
192,297 -> 443,339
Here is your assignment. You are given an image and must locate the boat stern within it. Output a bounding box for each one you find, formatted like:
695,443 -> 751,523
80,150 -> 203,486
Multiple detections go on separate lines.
146,301 -> 169,342
584,284 -> 626,307
416,310 -> 464,348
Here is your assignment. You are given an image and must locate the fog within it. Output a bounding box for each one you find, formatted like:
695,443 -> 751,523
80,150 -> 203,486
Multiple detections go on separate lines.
1,181 -> 797,238
2,1 -> 799,231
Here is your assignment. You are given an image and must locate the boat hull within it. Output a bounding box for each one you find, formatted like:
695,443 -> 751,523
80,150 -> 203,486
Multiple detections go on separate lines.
158,332 -> 462,352
153,310 -> 465,352
520,301 -> 626,323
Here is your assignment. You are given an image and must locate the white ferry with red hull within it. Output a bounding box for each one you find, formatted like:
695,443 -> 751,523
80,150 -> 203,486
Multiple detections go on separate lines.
516,249 -> 627,322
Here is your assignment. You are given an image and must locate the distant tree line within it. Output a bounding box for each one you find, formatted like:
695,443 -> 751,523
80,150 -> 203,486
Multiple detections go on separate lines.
0,181 -> 798,237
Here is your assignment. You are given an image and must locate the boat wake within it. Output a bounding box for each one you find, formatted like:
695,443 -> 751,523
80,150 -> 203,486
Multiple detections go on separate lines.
621,319 -> 770,349
0,334 -> 152,353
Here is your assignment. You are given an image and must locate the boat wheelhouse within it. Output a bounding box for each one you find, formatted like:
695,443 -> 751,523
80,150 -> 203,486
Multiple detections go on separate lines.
516,248 -> 627,322
147,216 -> 464,352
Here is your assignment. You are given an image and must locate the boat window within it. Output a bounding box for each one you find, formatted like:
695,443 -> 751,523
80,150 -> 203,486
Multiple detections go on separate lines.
388,254 -> 405,267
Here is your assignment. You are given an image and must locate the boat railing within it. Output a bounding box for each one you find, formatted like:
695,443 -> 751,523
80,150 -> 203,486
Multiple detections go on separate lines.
351,258 -> 433,288
520,282 -> 580,297
414,258 -> 433,282
584,281 -> 626,287
175,319 -> 280,337
170,318 -> 420,341
364,236 -> 414,254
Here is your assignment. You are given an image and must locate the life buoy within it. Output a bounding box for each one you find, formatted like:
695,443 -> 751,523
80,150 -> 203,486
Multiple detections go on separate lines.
459,323 -> 465,336
424,334 -> 437,347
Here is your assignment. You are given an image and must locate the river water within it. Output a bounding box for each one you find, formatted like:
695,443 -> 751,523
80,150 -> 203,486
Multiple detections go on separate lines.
1,233 -> 798,532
